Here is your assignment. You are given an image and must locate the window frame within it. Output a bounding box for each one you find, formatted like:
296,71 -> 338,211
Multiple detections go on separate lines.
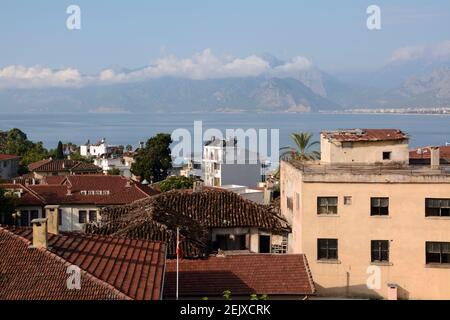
78,210 -> 87,224
370,197 -> 389,216
317,197 -> 338,215
88,210 -> 97,222
371,240 -> 390,263
425,198 -> 450,217
426,242 -> 450,265
317,238 -> 338,261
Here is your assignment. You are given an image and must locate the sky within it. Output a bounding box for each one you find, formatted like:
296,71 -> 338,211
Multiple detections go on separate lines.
0,0 -> 450,87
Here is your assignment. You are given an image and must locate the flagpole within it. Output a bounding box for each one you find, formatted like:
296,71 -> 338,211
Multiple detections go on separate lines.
176,227 -> 180,301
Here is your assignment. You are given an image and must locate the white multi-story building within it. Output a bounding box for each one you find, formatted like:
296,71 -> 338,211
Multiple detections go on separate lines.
80,138 -> 111,157
203,137 -> 262,187
93,156 -> 133,177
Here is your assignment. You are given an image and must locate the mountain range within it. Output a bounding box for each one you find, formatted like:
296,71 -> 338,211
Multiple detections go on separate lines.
1,55 -> 449,113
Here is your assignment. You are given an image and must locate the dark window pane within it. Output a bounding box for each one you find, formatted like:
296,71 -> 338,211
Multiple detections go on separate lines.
426,242 -> 450,264
20,211 -> 29,227
318,239 -> 338,260
58,210 -> 62,226
79,210 -> 87,224
89,211 -> 97,222
371,198 -> 389,216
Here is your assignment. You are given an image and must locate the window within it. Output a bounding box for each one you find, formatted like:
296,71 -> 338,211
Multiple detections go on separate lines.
78,210 -> 87,224
58,209 -> 62,226
426,242 -> 450,264
259,235 -> 271,253
287,196 -> 293,211
371,240 -> 389,263
20,210 -> 29,227
317,197 -> 338,215
89,210 -> 97,222
317,239 -> 338,260
344,196 -> 352,205
295,192 -> 300,210
383,152 -> 391,160
30,210 -> 39,221
426,199 -> 450,217
215,234 -> 247,251
371,198 -> 389,216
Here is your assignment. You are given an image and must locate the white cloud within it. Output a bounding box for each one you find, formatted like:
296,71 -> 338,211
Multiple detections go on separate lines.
389,46 -> 425,62
271,56 -> 313,77
0,49 -> 313,89
0,65 -> 83,89
432,40 -> 450,58
388,40 -> 450,63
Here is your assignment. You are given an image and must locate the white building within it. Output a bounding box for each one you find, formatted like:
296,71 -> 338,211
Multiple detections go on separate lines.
93,156 -> 133,177
203,137 -> 262,187
80,138 -> 111,157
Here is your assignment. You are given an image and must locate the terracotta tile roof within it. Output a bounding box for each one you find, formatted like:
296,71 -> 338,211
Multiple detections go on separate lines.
1,183 -> 45,206
28,159 -> 101,173
0,227 -> 131,300
1,176 -> 158,206
322,129 -> 408,142
86,189 -> 290,258
0,154 -> 20,161
164,254 -> 315,298
6,227 -> 167,300
42,175 -> 67,185
409,146 -> 450,161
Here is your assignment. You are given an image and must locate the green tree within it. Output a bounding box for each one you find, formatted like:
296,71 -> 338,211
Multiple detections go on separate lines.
126,145 -> 133,152
159,176 -> 195,192
56,141 -> 64,159
0,128 -> 49,167
280,132 -> 320,161
107,168 -> 121,176
0,187 -> 18,225
131,133 -> 172,183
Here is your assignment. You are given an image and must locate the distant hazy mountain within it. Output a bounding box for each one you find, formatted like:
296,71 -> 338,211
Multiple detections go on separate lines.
1,54 -> 449,113
0,76 -> 340,113
386,67 -> 450,107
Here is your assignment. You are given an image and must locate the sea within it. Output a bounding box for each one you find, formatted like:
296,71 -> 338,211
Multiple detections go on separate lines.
1,112 -> 449,160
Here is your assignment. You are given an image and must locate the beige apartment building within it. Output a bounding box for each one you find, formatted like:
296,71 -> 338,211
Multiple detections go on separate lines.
281,129 -> 450,300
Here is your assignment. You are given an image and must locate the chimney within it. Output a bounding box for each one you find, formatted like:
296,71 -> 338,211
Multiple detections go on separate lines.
430,147 -> 440,170
263,181 -> 274,205
193,180 -> 204,193
31,218 -> 48,249
387,284 -> 398,300
46,207 -> 59,235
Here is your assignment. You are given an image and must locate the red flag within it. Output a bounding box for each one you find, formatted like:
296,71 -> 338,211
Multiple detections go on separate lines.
176,228 -> 183,259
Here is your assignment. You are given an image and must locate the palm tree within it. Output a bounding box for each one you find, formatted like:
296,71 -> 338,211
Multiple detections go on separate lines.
280,132 -> 320,161
273,132 -> 319,178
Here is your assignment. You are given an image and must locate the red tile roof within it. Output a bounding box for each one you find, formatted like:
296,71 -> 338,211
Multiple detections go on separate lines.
7,227 -> 167,300
1,176 -> 158,206
28,159 -> 101,173
409,146 -> 450,160
0,227 -> 131,300
322,129 -> 408,142
1,183 -> 45,205
164,254 -> 315,298
0,154 -> 20,161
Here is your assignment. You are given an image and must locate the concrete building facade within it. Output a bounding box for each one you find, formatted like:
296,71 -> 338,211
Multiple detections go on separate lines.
280,129 -> 450,300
